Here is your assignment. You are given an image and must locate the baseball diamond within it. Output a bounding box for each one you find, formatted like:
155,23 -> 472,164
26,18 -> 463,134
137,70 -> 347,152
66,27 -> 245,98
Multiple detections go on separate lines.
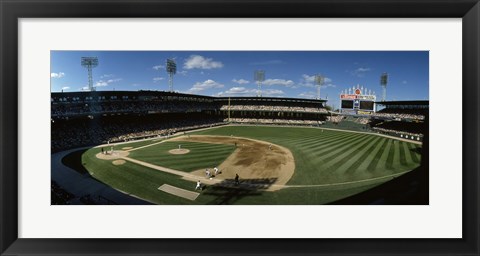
66,124 -> 422,205
51,51 -> 428,205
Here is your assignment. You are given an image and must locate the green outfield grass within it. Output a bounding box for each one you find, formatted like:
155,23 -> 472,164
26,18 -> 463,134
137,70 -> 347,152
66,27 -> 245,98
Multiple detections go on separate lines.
79,125 -> 423,205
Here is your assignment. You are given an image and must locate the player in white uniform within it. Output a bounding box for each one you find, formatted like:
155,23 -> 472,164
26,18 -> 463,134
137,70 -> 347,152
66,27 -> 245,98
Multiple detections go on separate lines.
195,180 -> 202,191
214,167 -> 219,176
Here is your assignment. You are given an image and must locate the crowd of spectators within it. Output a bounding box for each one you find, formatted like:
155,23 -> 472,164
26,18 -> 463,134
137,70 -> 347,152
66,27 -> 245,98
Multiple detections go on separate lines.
220,105 -> 328,114
52,100 -> 216,118
370,120 -> 426,136
327,115 -> 345,123
51,181 -> 75,205
355,117 -> 370,125
226,118 -> 322,126
51,114 -> 224,152
372,108 -> 426,121
371,112 -> 425,120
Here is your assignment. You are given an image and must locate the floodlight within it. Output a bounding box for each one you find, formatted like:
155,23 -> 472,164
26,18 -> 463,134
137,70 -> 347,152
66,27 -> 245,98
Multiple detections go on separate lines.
166,59 -> 177,92
81,57 -> 98,91
314,74 -> 325,99
380,72 -> 388,101
254,70 -> 265,97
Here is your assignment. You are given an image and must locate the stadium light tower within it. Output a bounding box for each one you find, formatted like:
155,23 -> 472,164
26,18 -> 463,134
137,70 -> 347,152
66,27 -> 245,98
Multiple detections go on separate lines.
314,74 -> 325,100
166,59 -> 177,92
254,70 -> 265,97
380,72 -> 388,101
81,57 -> 98,91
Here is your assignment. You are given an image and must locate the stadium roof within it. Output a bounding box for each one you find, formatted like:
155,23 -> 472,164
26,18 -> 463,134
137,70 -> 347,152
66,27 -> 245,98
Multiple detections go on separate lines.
51,90 -> 327,103
215,96 -> 326,103
375,100 -> 429,106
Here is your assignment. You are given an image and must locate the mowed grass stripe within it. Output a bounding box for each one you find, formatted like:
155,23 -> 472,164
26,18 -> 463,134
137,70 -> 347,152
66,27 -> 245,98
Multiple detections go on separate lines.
343,136 -> 383,175
307,134 -> 368,158
284,132 -> 357,149
393,141 -> 402,169
317,135 -> 372,164
407,143 -> 421,163
356,138 -> 387,171
322,135 -> 378,171
385,140 -> 396,170
366,139 -> 390,171
399,142 -> 408,166
298,132 -> 362,149
307,135 -> 369,162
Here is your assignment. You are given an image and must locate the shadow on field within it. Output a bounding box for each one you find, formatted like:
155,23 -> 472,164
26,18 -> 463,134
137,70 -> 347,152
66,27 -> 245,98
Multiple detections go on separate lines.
61,149 -> 89,175
202,178 -> 277,204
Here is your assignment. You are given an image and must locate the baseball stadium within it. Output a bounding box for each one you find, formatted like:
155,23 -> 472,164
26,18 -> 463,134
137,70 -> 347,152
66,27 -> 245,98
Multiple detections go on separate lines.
51,91 -> 428,205
51,52 -> 428,205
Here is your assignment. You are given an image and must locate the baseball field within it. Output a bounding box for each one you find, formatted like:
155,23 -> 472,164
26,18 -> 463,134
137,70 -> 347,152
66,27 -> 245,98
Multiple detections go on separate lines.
75,125 -> 423,204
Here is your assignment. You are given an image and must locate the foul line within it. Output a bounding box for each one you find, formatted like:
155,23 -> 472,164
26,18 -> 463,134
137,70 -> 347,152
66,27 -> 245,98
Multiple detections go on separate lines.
275,170 -> 412,188
126,139 -> 168,152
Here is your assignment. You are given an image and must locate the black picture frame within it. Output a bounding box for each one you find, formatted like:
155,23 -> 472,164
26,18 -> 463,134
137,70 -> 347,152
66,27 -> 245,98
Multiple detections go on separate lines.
1,0 -> 479,255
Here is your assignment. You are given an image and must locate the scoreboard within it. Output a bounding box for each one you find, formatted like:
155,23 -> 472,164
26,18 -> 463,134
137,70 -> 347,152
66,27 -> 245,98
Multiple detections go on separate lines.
340,85 -> 376,114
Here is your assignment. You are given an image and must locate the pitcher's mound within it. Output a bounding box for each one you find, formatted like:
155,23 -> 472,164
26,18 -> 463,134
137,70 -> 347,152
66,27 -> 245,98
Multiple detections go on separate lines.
169,149 -> 190,155
112,160 -> 126,165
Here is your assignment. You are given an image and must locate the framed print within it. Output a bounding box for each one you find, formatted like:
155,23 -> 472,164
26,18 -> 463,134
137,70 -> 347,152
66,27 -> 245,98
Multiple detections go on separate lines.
1,0 -> 479,255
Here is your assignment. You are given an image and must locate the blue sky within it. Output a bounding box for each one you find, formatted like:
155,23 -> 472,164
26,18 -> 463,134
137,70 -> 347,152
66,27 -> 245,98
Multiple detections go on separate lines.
51,51 -> 428,109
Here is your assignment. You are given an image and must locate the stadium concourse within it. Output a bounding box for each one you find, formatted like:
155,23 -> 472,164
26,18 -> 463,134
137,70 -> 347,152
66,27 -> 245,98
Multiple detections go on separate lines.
51,90 -> 428,204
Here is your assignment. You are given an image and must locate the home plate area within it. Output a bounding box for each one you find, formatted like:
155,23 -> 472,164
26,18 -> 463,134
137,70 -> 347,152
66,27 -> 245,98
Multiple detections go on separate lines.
158,184 -> 200,201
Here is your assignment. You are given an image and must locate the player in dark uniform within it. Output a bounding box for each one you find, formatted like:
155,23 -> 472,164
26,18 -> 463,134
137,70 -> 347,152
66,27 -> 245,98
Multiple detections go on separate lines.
234,173 -> 239,185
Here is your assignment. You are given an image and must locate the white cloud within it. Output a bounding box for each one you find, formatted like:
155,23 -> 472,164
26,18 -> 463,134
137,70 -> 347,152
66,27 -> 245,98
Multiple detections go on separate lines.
187,79 -> 224,93
61,86 -> 70,91
184,55 -> 224,70
232,79 -> 249,85
300,74 -> 335,88
95,78 -> 122,87
351,67 -> 371,77
215,87 -> 256,97
216,87 -> 284,97
298,91 -> 316,98
262,89 -> 285,96
100,74 -> 114,79
178,70 -> 188,76
96,81 -> 108,87
301,74 -> 332,85
152,65 -> 164,70
356,67 -> 370,72
51,72 -> 65,78
263,79 -> 295,87
153,77 -> 165,82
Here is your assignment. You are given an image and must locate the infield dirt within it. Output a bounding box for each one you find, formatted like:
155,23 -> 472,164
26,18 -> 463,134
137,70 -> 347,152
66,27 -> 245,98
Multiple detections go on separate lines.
169,135 -> 295,191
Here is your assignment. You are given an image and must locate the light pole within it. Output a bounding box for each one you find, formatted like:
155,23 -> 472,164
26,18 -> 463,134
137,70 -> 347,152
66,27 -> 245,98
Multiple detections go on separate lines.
81,57 -> 98,91
380,72 -> 388,101
166,59 -> 177,92
254,70 -> 265,97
